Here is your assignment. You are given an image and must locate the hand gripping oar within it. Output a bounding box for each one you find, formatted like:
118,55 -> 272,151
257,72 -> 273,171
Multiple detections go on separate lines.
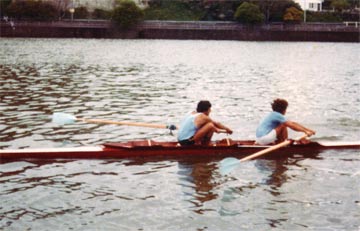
219,134 -> 309,175
52,112 -> 177,130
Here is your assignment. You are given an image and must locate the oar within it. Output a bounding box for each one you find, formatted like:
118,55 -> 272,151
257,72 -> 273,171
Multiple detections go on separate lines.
219,134 -> 308,175
52,112 -> 177,130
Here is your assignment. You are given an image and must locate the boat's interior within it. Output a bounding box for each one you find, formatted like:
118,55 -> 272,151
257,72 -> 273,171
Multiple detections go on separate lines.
104,138 -> 257,149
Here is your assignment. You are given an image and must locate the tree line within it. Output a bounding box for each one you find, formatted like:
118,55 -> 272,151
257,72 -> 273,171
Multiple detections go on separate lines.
0,0 -> 358,27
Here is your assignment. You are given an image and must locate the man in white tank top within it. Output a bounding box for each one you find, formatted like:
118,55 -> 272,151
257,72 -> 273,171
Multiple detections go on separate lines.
178,101 -> 233,145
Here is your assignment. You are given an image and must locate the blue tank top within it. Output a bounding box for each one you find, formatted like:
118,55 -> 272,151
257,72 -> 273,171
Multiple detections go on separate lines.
177,112 -> 200,141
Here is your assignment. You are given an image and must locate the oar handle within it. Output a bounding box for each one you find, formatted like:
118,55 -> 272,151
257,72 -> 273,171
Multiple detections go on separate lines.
239,134 -> 309,162
77,118 -> 176,130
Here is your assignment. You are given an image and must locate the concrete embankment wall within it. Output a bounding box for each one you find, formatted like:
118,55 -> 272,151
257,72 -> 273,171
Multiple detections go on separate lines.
1,20 -> 359,42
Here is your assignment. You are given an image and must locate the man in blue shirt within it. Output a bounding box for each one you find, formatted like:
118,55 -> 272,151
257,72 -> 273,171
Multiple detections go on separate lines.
178,100 -> 233,145
256,99 -> 315,145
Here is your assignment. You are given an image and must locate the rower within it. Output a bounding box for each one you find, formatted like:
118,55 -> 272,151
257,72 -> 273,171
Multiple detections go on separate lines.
255,98 -> 315,145
177,100 -> 233,146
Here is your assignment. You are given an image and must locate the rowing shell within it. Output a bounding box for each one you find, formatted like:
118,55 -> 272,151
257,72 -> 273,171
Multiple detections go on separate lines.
0,139 -> 359,160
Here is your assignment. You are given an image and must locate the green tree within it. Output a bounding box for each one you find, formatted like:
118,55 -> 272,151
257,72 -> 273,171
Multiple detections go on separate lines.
74,6 -> 89,19
112,0 -> 144,29
255,0 -> 302,22
283,6 -> 303,22
92,9 -> 112,19
306,11 -> 342,22
234,2 -> 265,24
331,0 -> 350,12
144,0 -> 203,21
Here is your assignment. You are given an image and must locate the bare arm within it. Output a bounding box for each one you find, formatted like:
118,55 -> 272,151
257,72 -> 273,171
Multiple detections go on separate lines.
195,114 -> 233,134
284,121 -> 315,136
213,121 -> 233,134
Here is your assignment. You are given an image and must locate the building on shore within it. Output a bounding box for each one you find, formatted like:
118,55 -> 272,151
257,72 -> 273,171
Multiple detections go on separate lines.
293,0 -> 324,11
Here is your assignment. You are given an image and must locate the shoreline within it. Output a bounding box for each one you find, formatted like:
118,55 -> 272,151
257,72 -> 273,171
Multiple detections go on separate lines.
1,20 -> 359,42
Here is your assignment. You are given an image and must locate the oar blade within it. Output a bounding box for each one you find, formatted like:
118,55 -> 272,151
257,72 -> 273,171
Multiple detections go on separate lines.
52,112 -> 77,125
219,157 -> 241,175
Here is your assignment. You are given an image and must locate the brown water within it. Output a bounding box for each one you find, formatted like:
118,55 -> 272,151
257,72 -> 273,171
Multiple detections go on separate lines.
0,38 -> 359,230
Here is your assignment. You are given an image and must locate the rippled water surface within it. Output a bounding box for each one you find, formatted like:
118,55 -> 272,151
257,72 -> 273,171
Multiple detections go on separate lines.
0,38 -> 359,230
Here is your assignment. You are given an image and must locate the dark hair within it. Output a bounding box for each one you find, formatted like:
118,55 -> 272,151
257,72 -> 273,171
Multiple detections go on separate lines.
196,100 -> 212,112
271,98 -> 288,113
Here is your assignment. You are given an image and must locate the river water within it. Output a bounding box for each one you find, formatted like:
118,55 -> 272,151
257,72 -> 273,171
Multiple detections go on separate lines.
0,38 -> 359,230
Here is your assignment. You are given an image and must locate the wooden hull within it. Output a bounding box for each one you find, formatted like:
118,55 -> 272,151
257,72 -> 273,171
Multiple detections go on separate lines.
0,139 -> 359,160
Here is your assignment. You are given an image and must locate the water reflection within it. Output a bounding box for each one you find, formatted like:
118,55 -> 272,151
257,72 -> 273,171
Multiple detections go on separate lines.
179,161 -> 219,214
256,151 -> 321,195
126,157 -> 220,214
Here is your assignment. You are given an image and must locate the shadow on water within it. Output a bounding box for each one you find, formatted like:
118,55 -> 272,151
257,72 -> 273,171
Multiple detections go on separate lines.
256,151 -> 322,193
177,160 -> 220,214
122,150 -> 322,216
215,150 -> 323,223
